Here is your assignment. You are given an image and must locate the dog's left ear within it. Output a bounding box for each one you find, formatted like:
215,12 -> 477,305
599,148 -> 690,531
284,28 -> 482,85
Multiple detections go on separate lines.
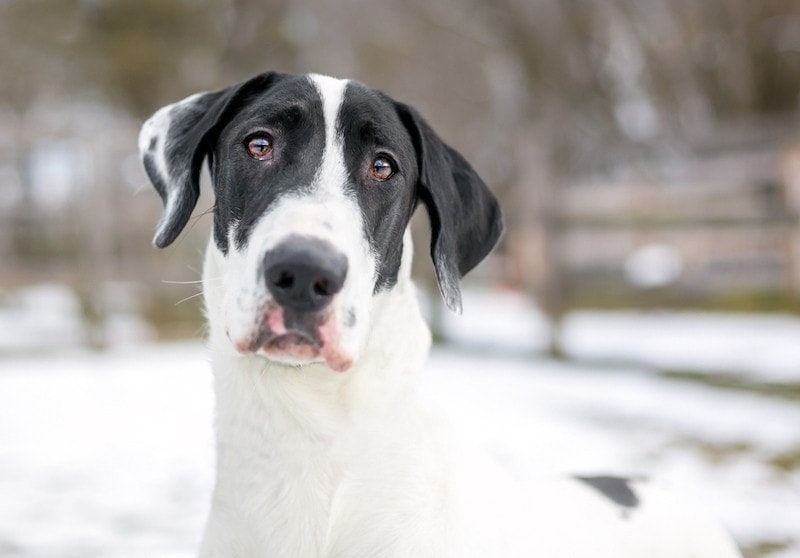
396,103 -> 503,313
138,72 -> 282,248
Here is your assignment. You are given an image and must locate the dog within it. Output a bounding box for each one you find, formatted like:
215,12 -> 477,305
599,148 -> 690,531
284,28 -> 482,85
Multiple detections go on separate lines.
139,71 -> 742,557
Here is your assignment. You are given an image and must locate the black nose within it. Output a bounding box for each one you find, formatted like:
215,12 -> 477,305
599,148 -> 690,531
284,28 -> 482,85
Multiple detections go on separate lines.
263,237 -> 348,313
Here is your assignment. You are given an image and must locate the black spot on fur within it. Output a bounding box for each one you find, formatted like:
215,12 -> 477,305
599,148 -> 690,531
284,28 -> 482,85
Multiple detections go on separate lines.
339,83 -> 418,293
393,102 -> 502,313
211,75 -> 325,252
575,475 -> 642,512
344,307 -> 356,328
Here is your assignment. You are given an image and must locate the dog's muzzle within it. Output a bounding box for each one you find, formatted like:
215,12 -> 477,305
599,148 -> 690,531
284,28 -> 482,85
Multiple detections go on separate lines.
232,235 -> 354,372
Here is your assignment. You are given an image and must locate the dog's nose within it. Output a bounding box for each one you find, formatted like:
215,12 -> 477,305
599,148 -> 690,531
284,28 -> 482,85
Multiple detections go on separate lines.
263,237 -> 348,313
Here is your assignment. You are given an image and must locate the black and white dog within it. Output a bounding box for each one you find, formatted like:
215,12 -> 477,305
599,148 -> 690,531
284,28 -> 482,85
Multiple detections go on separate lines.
139,71 -> 741,557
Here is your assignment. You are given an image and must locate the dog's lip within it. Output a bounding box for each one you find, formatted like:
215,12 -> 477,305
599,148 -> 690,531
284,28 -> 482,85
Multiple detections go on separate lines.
233,328 -> 317,355
258,331 -> 325,364
233,308 -> 353,372
260,329 -> 352,373
262,331 -> 319,351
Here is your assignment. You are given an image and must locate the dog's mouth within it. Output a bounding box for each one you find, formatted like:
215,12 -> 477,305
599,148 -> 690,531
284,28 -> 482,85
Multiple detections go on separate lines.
234,307 -> 353,372
262,331 -> 321,358
264,331 -> 316,351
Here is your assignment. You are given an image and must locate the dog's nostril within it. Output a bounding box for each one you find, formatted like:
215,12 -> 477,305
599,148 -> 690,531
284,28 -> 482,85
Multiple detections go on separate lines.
313,278 -> 330,297
274,271 -> 295,290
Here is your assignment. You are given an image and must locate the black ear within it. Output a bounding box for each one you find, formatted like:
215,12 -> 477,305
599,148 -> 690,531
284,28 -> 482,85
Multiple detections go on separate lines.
138,72 -> 282,248
396,103 -> 503,313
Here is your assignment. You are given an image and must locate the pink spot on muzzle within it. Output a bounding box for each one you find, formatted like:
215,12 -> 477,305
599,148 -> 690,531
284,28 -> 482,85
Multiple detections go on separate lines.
318,318 -> 353,372
233,306 -> 286,354
267,306 -> 286,335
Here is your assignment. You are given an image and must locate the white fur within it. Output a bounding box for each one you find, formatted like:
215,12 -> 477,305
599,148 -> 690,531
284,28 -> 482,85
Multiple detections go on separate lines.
152,74 -> 741,557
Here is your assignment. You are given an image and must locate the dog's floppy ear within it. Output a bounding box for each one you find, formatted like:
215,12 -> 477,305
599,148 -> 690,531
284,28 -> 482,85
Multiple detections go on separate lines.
396,103 -> 503,313
138,72 -> 281,248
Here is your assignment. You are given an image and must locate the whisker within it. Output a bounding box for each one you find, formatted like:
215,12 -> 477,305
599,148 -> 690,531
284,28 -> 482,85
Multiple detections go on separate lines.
161,274 -> 223,285
183,205 -> 215,235
174,290 -> 206,306
132,180 -> 152,195
162,279 -> 205,285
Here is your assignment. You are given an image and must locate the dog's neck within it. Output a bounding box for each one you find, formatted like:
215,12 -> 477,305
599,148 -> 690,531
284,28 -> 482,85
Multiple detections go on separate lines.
202,230 -> 431,447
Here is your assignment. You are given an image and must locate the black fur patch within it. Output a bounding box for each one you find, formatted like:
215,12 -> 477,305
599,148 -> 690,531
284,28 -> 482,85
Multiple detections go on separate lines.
339,83 -> 418,292
393,102 -> 503,313
209,75 -> 325,253
575,475 -> 642,510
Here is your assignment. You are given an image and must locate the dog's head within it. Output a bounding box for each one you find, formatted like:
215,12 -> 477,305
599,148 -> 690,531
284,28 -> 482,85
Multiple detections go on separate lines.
139,72 -> 501,371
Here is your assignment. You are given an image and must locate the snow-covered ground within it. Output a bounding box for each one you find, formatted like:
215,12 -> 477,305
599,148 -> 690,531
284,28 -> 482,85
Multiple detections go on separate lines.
443,289 -> 800,383
1,287 -> 799,557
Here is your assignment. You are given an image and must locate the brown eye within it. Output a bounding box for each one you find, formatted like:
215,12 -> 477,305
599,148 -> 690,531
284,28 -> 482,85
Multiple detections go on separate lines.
369,156 -> 395,181
246,135 -> 273,160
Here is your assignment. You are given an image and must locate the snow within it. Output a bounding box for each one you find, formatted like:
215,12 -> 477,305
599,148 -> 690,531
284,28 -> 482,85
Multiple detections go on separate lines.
422,350 -> 800,552
0,283 -> 155,355
439,289 -> 553,353
0,284 -> 87,353
561,311 -> 800,383
0,344 -> 214,558
1,287 -> 799,556
623,243 -> 683,288
443,289 -> 800,383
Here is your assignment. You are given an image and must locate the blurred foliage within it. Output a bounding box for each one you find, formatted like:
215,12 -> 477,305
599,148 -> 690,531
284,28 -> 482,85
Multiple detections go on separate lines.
2,0 -> 798,165
140,289 -> 207,340
79,0 -> 217,114
0,0 -> 218,114
482,0 -> 800,171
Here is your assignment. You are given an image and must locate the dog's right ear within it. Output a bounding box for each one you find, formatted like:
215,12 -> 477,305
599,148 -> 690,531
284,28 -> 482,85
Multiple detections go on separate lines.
138,72 -> 282,248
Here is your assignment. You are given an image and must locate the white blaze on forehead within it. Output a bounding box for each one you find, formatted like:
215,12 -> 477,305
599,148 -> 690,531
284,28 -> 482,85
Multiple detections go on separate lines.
309,74 -> 348,145
308,74 -> 349,196
305,74 -> 376,285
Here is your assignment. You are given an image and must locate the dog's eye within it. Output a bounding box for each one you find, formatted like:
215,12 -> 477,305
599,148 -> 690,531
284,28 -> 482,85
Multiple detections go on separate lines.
246,135 -> 274,160
369,156 -> 395,181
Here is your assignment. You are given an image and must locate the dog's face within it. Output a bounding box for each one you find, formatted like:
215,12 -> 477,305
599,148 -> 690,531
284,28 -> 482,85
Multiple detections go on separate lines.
139,72 -> 501,371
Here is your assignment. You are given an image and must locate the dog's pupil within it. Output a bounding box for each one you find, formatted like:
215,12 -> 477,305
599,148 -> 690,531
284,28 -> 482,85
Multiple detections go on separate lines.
248,137 -> 272,158
373,158 -> 392,179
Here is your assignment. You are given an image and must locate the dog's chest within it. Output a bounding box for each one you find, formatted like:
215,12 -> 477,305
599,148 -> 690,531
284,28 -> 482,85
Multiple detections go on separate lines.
206,359 -> 458,557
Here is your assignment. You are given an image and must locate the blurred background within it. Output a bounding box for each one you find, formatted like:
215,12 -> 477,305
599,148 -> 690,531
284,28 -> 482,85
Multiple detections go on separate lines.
1,1 -> 799,557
